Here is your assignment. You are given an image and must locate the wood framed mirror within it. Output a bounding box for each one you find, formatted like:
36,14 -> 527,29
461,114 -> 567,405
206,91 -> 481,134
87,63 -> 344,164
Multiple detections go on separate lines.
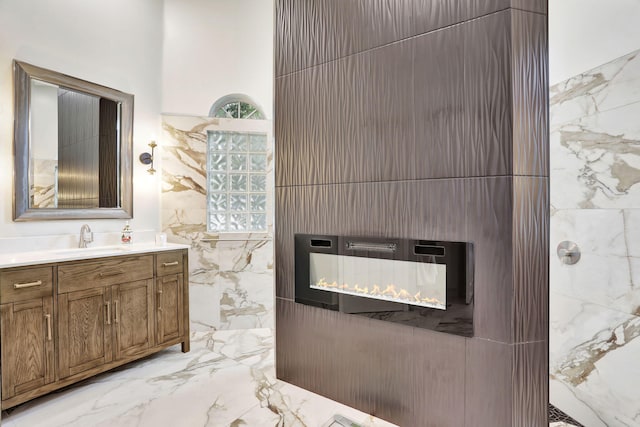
13,60 -> 134,221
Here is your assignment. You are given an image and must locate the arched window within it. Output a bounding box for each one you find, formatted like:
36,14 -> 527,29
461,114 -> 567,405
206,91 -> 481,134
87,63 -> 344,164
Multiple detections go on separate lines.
205,94 -> 270,233
209,93 -> 265,120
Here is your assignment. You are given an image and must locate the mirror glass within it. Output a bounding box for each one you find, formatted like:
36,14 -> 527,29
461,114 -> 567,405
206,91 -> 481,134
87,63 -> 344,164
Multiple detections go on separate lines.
14,61 -> 133,220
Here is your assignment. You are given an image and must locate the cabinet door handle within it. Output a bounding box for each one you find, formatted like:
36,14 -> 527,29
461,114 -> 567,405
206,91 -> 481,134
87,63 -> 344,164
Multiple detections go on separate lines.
45,314 -> 52,341
162,261 -> 179,267
13,280 -> 43,289
114,300 -> 119,323
105,302 -> 111,325
157,288 -> 163,312
99,270 -> 124,278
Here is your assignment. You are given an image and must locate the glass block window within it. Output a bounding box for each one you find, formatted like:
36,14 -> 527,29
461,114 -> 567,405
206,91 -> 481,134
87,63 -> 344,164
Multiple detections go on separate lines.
207,131 -> 268,232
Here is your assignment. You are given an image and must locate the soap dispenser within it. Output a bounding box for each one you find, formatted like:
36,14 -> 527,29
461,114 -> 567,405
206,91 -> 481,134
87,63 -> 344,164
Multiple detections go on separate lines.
121,221 -> 132,245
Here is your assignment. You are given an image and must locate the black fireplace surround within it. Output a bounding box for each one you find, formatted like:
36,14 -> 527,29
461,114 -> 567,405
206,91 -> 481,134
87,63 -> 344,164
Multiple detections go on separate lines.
295,234 -> 474,337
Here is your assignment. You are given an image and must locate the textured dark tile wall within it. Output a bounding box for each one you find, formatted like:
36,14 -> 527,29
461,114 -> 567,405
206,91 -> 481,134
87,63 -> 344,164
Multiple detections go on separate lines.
511,0 -> 547,14
275,0 -> 547,77
512,177 -> 549,343
275,45 -> 416,187
463,11 -> 513,177
275,0 -> 414,77
465,339 -> 513,426
275,9 -> 548,187
466,177 -> 514,343
512,341 -> 549,426
275,1 -> 549,426
511,10 -> 549,177
277,298 -> 467,426
414,24 -> 466,179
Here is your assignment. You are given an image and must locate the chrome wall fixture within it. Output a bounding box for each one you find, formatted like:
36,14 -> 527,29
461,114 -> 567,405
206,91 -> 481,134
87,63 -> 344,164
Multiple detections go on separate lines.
557,240 -> 581,265
139,141 -> 157,174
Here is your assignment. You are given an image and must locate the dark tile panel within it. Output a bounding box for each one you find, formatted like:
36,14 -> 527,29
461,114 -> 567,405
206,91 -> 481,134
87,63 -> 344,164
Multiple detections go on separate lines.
276,179 -> 467,299
345,42 -> 416,184
413,25 -> 466,179
511,0 -> 547,14
275,187 -> 295,300
275,0 -> 413,77
511,11 -> 549,177
278,41 -> 415,187
466,177 -> 513,343
463,11 -> 513,177
274,75 -> 300,188
512,177 -> 548,343
277,10 -> 543,186
465,339 -> 512,426
406,179 -> 468,243
276,298 -> 467,426
274,0 -> 538,77
512,341 -> 548,426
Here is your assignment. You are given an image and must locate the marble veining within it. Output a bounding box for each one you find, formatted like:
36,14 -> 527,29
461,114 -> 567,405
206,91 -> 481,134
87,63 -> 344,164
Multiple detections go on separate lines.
550,48 -> 640,427
1,329 -> 396,427
551,49 -> 640,210
31,158 -> 57,208
1,328 -> 575,427
161,115 -> 274,331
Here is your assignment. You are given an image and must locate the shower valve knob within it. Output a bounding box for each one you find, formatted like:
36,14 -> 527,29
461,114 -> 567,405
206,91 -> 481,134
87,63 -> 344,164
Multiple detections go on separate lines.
557,241 -> 581,265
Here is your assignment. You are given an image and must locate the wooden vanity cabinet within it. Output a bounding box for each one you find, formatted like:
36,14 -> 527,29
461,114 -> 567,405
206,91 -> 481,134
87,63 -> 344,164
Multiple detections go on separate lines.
156,251 -> 184,348
0,248 -> 189,410
0,267 -> 55,402
57,286 -> 113,378
57,255 -> 155,379
113,279 -> 155,360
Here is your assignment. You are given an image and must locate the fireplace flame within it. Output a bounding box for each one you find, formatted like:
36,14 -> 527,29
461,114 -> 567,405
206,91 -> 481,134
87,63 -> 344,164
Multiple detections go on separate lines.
315,278 -> 443,306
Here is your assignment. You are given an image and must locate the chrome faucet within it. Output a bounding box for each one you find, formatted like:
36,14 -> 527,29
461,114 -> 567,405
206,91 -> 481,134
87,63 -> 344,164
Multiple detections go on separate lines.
79,224 -> 94,248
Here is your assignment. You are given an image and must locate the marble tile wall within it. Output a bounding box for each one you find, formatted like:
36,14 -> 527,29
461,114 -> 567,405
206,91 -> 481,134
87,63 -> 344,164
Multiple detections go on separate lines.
31,158 -> 57,208
550,49 -> 640,427
161,115 -> 274,332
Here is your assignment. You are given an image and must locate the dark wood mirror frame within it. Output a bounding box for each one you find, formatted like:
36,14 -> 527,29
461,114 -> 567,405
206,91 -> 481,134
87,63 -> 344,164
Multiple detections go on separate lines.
13,60 -> 134,221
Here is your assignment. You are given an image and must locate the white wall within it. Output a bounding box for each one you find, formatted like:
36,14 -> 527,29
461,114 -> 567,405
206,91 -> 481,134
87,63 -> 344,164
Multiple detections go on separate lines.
162,0 -> 274,118
0,0 -> 163,239
550,0 -> 640,85
31,82 -> 59,162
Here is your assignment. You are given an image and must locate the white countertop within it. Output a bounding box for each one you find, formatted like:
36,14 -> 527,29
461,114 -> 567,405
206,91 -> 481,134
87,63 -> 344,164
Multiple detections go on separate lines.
0,242 -> 190,269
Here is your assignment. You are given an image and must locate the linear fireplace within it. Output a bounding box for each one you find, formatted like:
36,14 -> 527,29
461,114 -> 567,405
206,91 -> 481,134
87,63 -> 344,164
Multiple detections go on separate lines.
295,234 -> 474,337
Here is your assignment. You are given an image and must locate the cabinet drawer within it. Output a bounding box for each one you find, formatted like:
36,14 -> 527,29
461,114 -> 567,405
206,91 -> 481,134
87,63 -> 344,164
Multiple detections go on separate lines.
58,255 -> 153,293
0,267 -> 53,304
156,251 -> 184,276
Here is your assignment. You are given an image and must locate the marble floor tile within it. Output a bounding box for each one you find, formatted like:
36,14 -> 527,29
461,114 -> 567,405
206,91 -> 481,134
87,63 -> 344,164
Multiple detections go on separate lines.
1,330 -> 395,427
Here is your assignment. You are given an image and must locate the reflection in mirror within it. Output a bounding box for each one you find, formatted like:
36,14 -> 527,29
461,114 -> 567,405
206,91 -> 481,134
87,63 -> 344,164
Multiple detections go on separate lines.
30,80 -> 120,209
13,61 -> 133,220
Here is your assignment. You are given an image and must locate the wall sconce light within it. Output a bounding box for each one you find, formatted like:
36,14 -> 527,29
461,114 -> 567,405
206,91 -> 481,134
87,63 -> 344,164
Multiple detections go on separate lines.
139,141 -> 157,174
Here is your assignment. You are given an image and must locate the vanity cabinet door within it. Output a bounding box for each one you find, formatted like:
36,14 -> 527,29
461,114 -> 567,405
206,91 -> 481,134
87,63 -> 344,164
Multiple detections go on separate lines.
0,297 -> 55,400
112,279 -> 154,360
156,274 -> 183,346
58,287 -> 113,379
